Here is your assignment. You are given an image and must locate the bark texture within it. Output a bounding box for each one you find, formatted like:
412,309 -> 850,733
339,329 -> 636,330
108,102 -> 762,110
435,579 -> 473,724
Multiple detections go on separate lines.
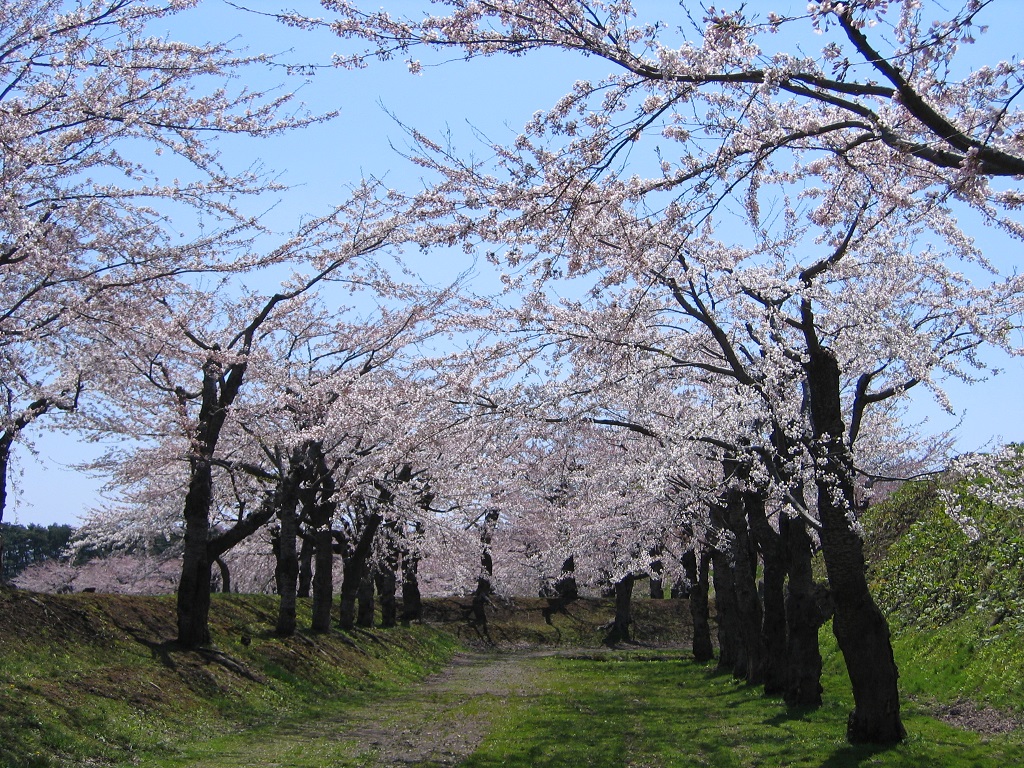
604,574 -> 635,646
686,548 -> 714,662
803,331 -> 904,743
747,487 -> 788,696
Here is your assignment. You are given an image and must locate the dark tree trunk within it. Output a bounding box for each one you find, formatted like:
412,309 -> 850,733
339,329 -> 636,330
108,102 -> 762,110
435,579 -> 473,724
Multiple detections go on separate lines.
375,527 -> 400,629
604,573 -> 635,645
338,509 -> 383,631
272,449 -> 305,634
356,567 -> 375,628
471,508 -> 500,625
302,442 -> 337,634
770,427 -> 824,708
273,455 -> 303,637
649,551 -> 665,599
274,521 -> 297,635
553,555 -> 579,601
297,532 -> 313,599
213,556 -> 231,594
310,524 -> 335,633
0,431 -> 11,584
710,534 -> 742,675
803,332 -> 904,743
781,512 -> 824,707
177,459 -> 214,648
746,486 -> 788,696
709,497 -> 745,676
175,357 -> 247,649
400,527 -> 423,623
674,549 -> 695,600
688,548 -> 714,662
720,461 -> 765,686
375,564 -> 398,628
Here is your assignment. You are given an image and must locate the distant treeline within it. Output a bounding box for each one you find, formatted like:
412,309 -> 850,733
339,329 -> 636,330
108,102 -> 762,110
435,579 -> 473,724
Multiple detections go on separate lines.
1,523 -> 76,581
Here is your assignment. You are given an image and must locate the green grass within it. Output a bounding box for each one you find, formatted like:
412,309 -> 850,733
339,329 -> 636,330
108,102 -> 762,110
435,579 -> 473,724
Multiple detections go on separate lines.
0,591 -> 462,768
890,613 -> 1024,715
862,480 -> 1024,715
463,649 -> 1024,768
4,557 -> 1024,767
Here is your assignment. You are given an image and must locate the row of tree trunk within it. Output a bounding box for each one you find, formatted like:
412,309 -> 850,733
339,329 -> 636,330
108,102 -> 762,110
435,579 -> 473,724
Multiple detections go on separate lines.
680,468 -> 827,709
673,443 -> 903,742
270,448 -> 428,637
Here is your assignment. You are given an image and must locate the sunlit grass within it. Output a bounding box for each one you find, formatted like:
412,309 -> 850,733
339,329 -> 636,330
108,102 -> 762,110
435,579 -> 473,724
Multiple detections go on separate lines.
463,649 -> 1024,768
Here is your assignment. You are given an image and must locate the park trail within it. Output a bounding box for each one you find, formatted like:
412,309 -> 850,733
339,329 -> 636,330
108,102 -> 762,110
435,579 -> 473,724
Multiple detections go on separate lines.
177,650 -> 547,768
333,651 -> 540,765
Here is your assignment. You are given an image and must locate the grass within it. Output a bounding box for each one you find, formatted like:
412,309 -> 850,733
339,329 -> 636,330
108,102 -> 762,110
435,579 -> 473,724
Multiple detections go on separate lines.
463,647 -> 1024,768
3,558 -> 1024,766
0,590 -> 462,768
862,480 -> 1024,716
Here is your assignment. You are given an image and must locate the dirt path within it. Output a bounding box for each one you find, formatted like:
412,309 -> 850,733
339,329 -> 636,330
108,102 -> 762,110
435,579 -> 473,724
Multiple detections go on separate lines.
338,652 -> 543,766
165,651 -> 544,768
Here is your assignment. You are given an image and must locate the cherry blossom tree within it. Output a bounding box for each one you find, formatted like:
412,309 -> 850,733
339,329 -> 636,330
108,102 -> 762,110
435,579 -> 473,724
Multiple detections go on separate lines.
74,185 -> 429,646
292,0 -> 1024,743
0,0 -> 333,558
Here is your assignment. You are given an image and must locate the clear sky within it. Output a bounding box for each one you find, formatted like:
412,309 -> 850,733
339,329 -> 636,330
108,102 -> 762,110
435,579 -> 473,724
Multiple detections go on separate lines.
8,0 -> 1024,527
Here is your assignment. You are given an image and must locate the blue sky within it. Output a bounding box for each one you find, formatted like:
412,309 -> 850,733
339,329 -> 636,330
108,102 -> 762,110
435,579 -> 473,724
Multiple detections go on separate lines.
9,0 -> 1024,526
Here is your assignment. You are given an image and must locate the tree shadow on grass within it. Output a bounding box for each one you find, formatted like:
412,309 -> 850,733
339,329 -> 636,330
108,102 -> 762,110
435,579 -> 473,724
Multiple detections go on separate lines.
817,744 -> 895,767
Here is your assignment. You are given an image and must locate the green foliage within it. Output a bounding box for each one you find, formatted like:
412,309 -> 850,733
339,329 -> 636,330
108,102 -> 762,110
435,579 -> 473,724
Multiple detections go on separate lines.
862,477 -> 1024,714
1,523 -> 75,580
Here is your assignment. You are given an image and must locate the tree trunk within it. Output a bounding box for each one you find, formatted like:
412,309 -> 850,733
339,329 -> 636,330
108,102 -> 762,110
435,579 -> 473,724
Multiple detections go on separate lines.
720,462 -> 765,686
273,450 -> 304,636
339,510 -> 382,631
376,565 -> 397,628
604,573 -> 635,645
649,551 -> 665,599
302,442 -> 337,634
310,523 -> 334,633
297,532 -> 313,598
688,548 -> 714,662
781,512 -> 824,707
175,357 -> 247,649
746,487 -> 788,696
400,529 -> 423,623
553,555 -> 579,601
471,508 -> 499,626
213,556 -> 231,594
356,567 -> 375,627
375,529 -> 400,628
177,459 -> 214,648
710,538 -> 742,675
0,432 -> 11,585
804,337 -> 904,743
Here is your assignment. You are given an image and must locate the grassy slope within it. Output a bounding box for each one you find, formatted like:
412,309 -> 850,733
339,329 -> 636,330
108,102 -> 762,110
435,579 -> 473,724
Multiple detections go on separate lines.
0,591 -> 460,767
861,481 -> 1024,716
0,590 -> 688,768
